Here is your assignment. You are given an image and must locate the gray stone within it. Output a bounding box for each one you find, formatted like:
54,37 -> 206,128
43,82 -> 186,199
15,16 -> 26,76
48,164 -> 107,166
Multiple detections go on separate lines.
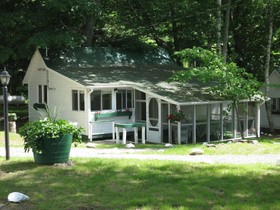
189,148 -> 204,155
7,192 -> 30,203
206,144 -> 216,147
165,143 -> 173,148
86,142 -> 96,148
250,140 -> 259,145
54,160 -> 74,167
126,143 -> 135,148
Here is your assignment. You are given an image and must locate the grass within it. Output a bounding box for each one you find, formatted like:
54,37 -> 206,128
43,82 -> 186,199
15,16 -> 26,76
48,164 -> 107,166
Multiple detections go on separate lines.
0,158 -> 279,209
1,131 -> 280,155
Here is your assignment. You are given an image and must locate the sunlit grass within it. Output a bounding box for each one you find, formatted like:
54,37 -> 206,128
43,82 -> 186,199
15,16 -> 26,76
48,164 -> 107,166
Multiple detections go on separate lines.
0,158 -> 279,209
0,131 -> 24,147
1,132 -> 280,155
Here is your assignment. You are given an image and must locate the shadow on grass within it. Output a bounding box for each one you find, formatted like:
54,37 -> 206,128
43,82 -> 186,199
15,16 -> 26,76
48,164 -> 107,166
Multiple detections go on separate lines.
0,158 -> 280,209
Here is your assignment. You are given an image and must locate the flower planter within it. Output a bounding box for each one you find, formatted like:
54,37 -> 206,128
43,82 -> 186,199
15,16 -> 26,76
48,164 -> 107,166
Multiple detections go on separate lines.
94,111 -> 132,121
33,134 -> 73,165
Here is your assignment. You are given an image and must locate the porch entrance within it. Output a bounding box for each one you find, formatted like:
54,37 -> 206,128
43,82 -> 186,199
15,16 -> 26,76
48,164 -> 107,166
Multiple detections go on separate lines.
147,96 -> 161,143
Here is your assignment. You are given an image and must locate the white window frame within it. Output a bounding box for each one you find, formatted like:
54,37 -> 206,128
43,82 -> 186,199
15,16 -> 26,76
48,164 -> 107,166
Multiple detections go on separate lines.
91,90 -> 112,111
72,90 -> 85,111
116,89 -> 134,110
38,84 -> 48,104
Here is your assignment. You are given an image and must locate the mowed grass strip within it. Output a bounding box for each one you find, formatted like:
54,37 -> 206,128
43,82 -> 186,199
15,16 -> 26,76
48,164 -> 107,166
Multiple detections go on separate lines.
0,158 -> 279,210
1,132 -> 280,155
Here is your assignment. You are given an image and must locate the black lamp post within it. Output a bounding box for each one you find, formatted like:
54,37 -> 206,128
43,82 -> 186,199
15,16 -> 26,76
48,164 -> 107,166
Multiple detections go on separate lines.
0,69 -> 11,160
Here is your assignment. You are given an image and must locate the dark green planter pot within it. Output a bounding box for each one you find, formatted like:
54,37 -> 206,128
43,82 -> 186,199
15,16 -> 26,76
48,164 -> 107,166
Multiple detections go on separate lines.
33,134 -> 73,165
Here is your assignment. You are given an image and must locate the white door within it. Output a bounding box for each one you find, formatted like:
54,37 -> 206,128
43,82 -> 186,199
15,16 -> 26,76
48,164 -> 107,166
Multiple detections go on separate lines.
146,96 -> 161,143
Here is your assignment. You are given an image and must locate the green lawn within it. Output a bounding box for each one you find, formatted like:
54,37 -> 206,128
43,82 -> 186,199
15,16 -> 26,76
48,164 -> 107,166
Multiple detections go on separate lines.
1,131 -> 280,155
0,158 -> 279,210
1,130 -> 280,209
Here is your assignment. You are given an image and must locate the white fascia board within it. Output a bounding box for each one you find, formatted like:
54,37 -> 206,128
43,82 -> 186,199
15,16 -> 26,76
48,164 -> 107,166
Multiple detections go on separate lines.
85,84 -> 132,90
132,86 -> 180,105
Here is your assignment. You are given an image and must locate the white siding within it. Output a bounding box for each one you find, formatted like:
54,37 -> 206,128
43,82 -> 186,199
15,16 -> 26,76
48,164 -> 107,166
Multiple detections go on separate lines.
25,52 -> 88,135
90,113 -> 135,136
260,70 -> 280,129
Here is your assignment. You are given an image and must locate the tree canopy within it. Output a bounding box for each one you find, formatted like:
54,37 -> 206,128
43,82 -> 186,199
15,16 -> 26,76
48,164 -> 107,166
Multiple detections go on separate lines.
0,0 -> 280,95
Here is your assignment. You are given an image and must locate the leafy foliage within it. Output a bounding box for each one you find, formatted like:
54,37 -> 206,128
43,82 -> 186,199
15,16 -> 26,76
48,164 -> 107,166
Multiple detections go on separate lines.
171,47 -> 263,102
19,106 -> 84,152
19,119 -> 84,153
1,0 -> 280,95
167,110 -> 185,123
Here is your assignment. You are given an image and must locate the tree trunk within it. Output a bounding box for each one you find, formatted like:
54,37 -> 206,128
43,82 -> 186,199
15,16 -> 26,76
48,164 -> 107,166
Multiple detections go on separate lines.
170,4 -> 180,51
222,0 -> 231,63
216,0 -> 222,55
82,15 -> 95,47
264,0 -> 275,135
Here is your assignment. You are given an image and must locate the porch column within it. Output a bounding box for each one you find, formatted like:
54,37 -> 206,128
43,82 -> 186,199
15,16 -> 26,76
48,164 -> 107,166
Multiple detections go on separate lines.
255,102 -> 261,137
168,103 -> 172,143
87,89 -> 93,141
233,104 -> 237,139
207,104 -> 211,142
244,102 -> 248,138
177,105 -> 181,145
220,103 -> 224,140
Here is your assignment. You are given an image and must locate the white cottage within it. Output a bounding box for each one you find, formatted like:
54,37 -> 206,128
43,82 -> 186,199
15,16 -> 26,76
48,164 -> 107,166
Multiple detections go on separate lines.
260,69 -> 280,130
23,47 -> 261,144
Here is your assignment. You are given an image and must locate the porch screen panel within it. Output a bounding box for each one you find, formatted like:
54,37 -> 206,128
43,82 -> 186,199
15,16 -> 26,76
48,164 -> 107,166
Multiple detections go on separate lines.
135,102 -> 146,121
127,90 -> 133,108
180,106 -> 193,144
171,105 -> 193,144
161,103 -> 169,142
210,104 -> 221,141
135,90 -> 146,122
222,102 -> 234,139
91,91 -> 101,111
196,105 -> 207,142
116,90 -> 123,110
149,98 -> 158,126
248,102 -> 256,136
102,92 -> 112,110
236,103 -> 245,138
117,90 -> 134,109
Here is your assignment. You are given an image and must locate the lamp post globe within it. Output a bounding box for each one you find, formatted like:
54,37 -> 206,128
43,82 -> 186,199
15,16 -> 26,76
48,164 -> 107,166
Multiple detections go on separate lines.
0,70 -> 11,86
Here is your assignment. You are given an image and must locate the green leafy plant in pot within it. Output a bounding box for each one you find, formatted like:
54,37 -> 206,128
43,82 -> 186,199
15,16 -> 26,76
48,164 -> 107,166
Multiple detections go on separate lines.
19,105 -> 84,165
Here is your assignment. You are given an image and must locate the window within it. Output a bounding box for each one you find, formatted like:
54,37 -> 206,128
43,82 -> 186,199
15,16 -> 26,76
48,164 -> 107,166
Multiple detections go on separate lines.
117,90 -> 133,110
91,90 -> 112,111
38,85 -> 48,103
271,98 -> 280,113
91,91 -> 101,111
72,90 -> 85,111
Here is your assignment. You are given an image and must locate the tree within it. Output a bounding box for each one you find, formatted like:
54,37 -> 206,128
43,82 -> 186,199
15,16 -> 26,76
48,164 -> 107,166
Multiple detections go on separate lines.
222,0 -> 231,62
264,0 -> 275,134
170,47 -> 262,138
216,0 -> 222,55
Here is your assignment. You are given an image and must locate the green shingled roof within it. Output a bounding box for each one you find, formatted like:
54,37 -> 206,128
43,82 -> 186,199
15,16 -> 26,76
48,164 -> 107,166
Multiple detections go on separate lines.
42,47 -> 223,104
